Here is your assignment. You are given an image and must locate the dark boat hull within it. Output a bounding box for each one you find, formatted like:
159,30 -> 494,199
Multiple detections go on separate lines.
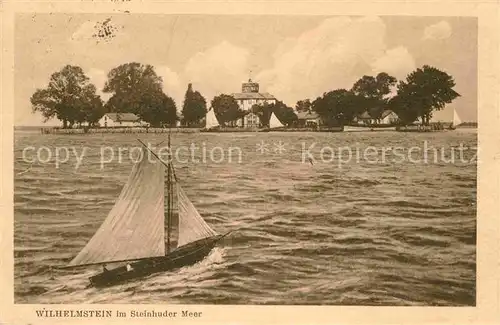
89,235 -> 223,288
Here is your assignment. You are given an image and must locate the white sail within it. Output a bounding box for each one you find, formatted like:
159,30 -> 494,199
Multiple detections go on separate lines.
68,149 -> 166,266
176,184 -> 218,247
205,108 -> 219,129
269,112 -> 284,128
453,109 -> 462,126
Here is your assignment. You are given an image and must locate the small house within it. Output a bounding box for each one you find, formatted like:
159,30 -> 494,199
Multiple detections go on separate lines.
379,110 -> 399,124
355,111 -> 374,125
296,111 -> 321,127
98,113 -> 142,128
355,110 -> 399,125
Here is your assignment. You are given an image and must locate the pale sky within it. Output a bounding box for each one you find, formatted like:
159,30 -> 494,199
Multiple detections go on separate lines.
14,14 -> 477,126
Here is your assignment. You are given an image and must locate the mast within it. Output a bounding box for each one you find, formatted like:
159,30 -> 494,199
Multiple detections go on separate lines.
136,140 -> 220,251
166,127 -> 172,254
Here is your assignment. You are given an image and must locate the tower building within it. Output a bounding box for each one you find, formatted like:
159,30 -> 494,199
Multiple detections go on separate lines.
230,79 -> 276,128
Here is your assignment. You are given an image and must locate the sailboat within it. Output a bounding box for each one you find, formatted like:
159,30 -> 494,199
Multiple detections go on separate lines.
269,112 -> 284,129
62,137 -> 229,288
204,108 -> 219,130
449,108 -> 462,130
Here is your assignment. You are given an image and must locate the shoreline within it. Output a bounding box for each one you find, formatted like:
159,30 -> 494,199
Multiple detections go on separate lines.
39,127 -> 200,135
21,125 -> 477,135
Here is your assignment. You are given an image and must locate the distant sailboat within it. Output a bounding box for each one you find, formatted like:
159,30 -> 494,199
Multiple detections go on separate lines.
205,108 -> 219,129
453,108 -> 462,127
449,108 -> 462,130
269,112 -> 284,129
63,136 -> 230,287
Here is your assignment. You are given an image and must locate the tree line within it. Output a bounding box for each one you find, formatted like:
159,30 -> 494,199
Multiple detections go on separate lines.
209,65 -> 459,127
299,67 -> 459,127
31,63 -> 208,128
31,63 -> 459,128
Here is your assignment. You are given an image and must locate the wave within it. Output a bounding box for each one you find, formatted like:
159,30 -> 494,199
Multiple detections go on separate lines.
13,131 -> 477,305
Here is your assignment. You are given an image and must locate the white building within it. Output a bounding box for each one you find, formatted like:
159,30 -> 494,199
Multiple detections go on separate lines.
98,113 -> 143,128
355,110 -> 399,125
296,111 -> 322,127
379,110 -> 399,124
231,79 -> 277,128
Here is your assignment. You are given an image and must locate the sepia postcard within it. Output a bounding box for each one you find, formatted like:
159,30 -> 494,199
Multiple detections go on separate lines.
1,0 -> 500,324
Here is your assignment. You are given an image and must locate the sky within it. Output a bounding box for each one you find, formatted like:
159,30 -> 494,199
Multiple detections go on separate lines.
14,14 -> 477,126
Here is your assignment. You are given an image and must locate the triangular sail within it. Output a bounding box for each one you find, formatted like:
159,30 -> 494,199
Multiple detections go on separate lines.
68,150 -> 166,267
269,112 -> 284,128
453,109 -> 462,126
176,184 -> 218,247
205,108 -> 219,129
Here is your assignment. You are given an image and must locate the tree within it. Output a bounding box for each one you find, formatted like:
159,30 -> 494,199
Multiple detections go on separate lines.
211,94 -> 245,126
272,101 -> 297,126
30,65 -> 102,128
295,99 -> 312,112
388,95 -> 419,126
351,72 -> 397,123
31,89 -> 58,123
312,89 -> 363,126
251,102 -> 273,127
375,72 -> 398,97
392,65 -> 460,125
103,62 -> 164,114
76,86 -> 105,127
104,93 -> 129,114
181,83 -> 207,127
137,92 -> 177,127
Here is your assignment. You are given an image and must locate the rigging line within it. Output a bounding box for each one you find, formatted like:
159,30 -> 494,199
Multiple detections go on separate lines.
171,163 -> 178,182
137,139 -> 170,169
168,128 -> 177,182
137,138 -> 180,182
137,139 -> 224,238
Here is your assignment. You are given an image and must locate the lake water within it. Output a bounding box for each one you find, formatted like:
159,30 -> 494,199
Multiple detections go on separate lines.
14,129 -> 477,305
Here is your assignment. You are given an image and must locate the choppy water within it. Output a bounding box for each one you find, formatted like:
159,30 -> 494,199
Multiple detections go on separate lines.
14,130 -> 476,305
